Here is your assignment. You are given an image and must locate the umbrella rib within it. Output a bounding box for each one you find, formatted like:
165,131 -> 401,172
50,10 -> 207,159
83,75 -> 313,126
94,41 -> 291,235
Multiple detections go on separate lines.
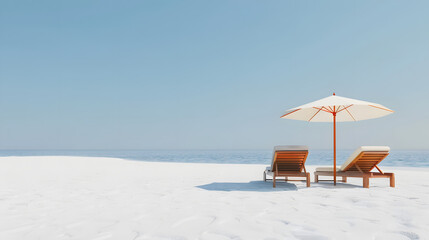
369,105 -> 394,112
337,104 -> 353,113
313,107 -> 332,113
308,108 -> 323,122
345,107 -> 356,121
280,108 -> 301,118
335,105 -> 343,113
322,107 -> 332,113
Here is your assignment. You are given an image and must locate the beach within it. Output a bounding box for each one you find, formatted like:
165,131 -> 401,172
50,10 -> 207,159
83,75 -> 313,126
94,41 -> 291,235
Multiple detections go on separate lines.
0,156 -> 428,240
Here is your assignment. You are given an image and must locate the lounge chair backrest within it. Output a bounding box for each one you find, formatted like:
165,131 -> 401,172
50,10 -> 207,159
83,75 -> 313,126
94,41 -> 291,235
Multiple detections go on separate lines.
340,146 -> 390,172
271,146 -> 309,172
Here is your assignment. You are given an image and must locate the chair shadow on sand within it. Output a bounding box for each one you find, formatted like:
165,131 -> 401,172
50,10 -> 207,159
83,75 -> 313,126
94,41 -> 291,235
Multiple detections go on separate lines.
197,181 -> 368,191
196,181 -> 298,192
311,181 -> 363,189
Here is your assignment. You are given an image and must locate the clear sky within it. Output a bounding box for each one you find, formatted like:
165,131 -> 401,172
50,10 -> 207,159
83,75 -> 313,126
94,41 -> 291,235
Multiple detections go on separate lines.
1,1 -> 428,150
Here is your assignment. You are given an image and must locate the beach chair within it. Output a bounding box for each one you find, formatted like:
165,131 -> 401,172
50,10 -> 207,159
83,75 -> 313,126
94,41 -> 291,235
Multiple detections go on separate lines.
263,146 -> 310,187
314,146 -> 395,188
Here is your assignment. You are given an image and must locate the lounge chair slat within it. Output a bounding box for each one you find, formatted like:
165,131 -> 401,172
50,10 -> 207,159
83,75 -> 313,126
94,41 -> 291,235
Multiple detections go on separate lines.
314,146 -> 394,188
264,146 -> 310,188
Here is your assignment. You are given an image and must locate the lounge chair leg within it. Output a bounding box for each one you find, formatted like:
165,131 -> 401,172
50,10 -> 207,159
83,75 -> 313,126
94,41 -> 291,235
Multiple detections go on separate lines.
342,176 -> 347,183
273,174 -> 276,188
314,174 -> 318,183
285,177 -> 288,182
263,171 -> 266,182
306,172 -> 310,187
363,176 -> 369,188
390,173 -> 395,187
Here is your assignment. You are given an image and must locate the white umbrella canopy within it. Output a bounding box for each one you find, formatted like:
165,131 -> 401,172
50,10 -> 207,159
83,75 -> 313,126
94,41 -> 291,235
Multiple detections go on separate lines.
281,94 -> 394,122
281,93 -> 394,185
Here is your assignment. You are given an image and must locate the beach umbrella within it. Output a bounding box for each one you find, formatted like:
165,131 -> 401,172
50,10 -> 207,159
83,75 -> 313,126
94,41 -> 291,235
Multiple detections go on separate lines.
281,93 -> 394,185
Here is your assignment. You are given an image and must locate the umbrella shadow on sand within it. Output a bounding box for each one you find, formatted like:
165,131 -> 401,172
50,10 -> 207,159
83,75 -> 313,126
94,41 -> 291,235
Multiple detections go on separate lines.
196,181 -> 298,192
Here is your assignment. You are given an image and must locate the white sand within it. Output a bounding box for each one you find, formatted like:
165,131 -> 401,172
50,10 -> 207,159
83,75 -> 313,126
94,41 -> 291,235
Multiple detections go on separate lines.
0,156 -> 428,240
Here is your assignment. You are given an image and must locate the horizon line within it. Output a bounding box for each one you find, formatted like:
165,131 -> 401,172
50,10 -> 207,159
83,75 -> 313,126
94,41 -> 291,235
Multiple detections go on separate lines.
0,148 -> 428,151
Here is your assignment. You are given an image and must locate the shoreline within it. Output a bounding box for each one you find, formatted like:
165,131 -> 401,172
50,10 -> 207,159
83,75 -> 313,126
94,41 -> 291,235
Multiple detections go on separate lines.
1,155 -> 429,169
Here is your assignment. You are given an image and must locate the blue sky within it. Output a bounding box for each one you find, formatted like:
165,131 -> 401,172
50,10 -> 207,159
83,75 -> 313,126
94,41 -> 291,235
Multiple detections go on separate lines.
1,1 -> 428,150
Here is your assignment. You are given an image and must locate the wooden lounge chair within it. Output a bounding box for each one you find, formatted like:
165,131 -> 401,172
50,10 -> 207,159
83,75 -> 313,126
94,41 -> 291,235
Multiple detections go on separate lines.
263,146 -> 310,187
314,146 -> 395,188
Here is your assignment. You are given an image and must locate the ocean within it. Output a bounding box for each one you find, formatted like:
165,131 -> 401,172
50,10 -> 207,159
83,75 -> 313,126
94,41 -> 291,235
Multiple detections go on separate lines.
0,149 -> 428,167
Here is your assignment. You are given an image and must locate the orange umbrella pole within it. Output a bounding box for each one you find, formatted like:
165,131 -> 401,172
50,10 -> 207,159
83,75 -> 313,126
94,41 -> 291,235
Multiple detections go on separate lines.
333,112 -> 337,186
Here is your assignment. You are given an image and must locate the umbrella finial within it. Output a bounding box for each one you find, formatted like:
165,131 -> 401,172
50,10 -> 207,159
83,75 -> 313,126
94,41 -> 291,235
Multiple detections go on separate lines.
333,92 -> 336,96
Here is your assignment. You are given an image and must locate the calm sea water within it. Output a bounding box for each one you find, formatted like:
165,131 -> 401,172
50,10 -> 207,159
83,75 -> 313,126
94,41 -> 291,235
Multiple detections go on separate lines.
0,150 -> 428,167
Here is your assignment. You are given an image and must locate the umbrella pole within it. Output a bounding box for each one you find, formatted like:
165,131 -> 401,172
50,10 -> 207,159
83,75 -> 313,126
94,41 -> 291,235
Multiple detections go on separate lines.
333,113 -> 337,186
